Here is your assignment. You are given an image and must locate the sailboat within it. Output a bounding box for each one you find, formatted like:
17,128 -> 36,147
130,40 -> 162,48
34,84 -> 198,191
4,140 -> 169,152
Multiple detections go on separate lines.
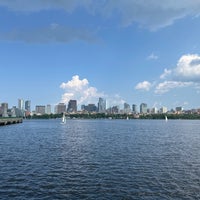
165,115 -> 168,121
61,113 -> 66,124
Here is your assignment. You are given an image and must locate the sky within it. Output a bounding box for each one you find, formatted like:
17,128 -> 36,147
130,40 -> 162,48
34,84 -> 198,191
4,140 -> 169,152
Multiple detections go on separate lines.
1,0 -> 200,111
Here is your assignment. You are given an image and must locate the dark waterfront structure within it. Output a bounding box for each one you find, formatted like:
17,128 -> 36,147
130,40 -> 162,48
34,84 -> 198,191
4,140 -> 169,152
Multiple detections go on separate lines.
0,118 -> 22,126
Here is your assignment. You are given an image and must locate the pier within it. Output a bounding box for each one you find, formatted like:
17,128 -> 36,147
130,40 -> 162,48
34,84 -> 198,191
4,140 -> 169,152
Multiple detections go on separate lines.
0,118 -> 23,126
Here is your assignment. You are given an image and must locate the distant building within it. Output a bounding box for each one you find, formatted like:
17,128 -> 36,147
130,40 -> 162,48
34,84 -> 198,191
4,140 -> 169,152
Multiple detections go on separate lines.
140,103 -> 147,114
46,104 -> 52,114
124,103 -> 131,114
132,104 -> 137,114
54,103 -> 66,114
98,97 -> 106,113
152,107 -> 158,114
160,106 -> 168,114
82,104 -> 97,112
1,103 -> 8,117
176,107 -> 183,113
35,105 -> 46,115
18,99 -> 24,110
25,100 -> 31,112
67,100 -> 77,113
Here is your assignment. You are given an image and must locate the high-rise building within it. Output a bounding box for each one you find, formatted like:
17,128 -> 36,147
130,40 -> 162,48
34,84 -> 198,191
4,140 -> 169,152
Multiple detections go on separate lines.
124,103 -> 131,113
1,103 -> 8,117
25,100 -> 31,112
18,99 -> 24,110
67,100 -> 77,113
132,104 -> 137,114
160,106 -> 167,114
98,97 -> 106,113
35,105 -> 46,115
54,103 -> 66,114
140,103 -> 147,114
82,104 -> 97,112
46,104 -> 52,114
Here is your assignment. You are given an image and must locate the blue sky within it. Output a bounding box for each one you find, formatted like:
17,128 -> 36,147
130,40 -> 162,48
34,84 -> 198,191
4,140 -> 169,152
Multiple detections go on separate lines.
1,0 -> 200,111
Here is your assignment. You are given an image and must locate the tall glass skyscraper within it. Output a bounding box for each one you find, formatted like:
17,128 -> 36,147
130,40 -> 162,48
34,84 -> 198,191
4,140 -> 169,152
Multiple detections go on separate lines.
25,100 -> 31,112
98,97 -> 106,113
18,99 -> 24,110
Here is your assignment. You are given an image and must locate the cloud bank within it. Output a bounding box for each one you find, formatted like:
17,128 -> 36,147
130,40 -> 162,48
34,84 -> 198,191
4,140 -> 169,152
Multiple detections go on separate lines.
135,54 -> 200,94
1,0 -> 200,30
60,75 -> 125,108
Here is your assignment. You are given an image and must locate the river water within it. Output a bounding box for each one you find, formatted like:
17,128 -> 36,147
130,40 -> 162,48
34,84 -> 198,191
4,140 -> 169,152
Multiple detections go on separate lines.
0,119 -> 199,199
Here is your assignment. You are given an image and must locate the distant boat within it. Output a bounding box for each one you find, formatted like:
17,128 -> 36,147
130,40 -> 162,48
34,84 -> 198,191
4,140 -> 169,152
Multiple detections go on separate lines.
126,116 -> 129,120
61,113 -> 66,124
165,115 -> 168,121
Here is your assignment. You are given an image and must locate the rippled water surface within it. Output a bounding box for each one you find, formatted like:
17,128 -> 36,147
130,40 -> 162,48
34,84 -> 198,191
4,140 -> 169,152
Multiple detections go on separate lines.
0,119 -> 200,199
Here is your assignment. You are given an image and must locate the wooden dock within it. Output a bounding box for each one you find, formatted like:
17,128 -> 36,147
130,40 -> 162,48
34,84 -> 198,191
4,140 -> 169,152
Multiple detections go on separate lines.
0,118 -> 23,126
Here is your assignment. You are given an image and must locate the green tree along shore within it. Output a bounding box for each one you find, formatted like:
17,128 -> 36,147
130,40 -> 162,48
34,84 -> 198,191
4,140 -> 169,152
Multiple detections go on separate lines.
26,113 -> 200,120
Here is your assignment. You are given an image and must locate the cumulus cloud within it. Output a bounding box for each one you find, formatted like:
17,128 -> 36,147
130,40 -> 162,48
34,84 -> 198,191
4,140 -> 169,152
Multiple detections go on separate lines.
174,54 -> 200,81
135,54 -> 200,94
135,81 -> 152,91
60,75 -> 126,108
0,24 -> 96,43
60,75 -> 103,105
1,0 -> 200,30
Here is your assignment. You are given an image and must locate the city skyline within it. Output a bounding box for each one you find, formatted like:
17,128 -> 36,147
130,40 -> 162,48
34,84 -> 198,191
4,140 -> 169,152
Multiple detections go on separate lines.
1,1 -> 200,110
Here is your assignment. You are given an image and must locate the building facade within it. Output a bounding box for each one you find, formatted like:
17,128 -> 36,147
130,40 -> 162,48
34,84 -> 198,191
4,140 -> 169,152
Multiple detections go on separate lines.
35,105 -> 46,115
140,103 -> 148,114
55,103 -> 66,114
67,100 -> 77,113
98,98 -> 106,113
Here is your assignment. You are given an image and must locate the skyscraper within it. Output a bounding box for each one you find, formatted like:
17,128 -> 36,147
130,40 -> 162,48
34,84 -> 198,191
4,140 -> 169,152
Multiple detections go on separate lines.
132,104 -> 137,114
18,99 -> 24,110
25,100 -> 31,112
54,103 -> 66,114
140,103 -> 147,114
46,104 -> 51,114
67,100 -> 77,113
35,105 -> 46,115
98,97 -> 106,113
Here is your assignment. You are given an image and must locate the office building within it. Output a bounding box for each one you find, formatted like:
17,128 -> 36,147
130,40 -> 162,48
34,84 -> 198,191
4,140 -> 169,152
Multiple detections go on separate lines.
124,103 -> 131,113
25,100 -> 31,112
18,99 -> 24,110
55,103 -> 66,114
98,97 -> 106,113
35,105 -> 46,115
140,103 -> 148,114
160,106 -> 168,114
67,100 -> 77,113
1,103 -> 8,117
46,104 -> 52,114
132,104 -> 137,114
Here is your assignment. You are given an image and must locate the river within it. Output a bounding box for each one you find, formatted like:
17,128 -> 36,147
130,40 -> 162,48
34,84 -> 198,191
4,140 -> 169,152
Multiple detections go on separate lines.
0,119 -> 199,199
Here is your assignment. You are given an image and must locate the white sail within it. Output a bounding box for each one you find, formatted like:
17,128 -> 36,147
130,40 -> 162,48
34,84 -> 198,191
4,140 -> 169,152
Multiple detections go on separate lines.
61,113 -> 66,124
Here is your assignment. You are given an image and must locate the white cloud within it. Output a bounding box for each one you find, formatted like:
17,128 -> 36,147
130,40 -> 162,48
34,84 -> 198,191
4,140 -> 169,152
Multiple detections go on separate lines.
155,81 -> 193,94
160,68 -> 172,79
135,81 -> 152,91
60,75 -> 103,105
147,53 -> 158,60
174,54 -> 200,81
1,0 -> 200,30
136,54 -> 200,94
60,75 -> 126,108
